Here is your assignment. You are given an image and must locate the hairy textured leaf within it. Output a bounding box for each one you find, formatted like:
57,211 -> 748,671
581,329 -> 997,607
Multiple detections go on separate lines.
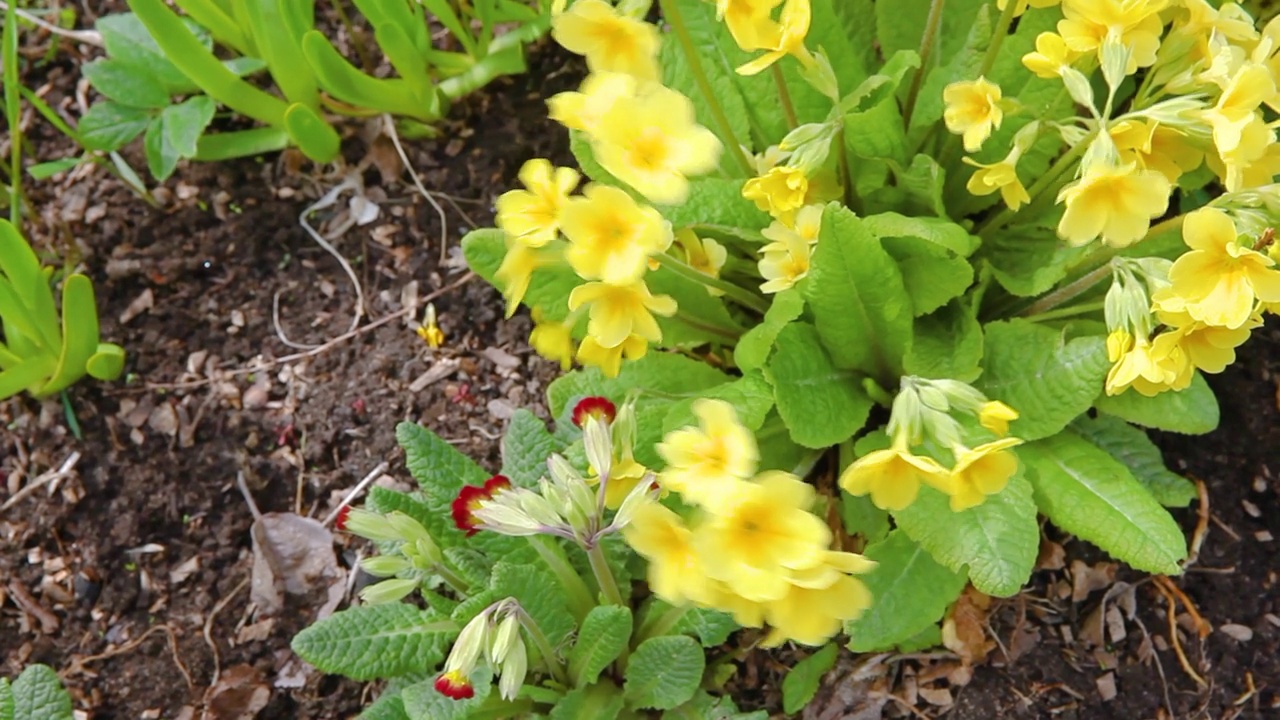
846,530 -> 966,652
490,562 -> 576,647
568,605 -> 633,685
1021,431 -> 1187,574
1071,415 -> 1196,507
975,320 -> 1109,441
841,492 -> 890,544
894,471 -> 1039,596
551,685 -> 625,720
10,666 -> 71,720
736,289 -> 805,372
397,422 -> 489,502
359,692 -> 410,720
500,409 -> 557,487
400,669 -> 491,720
1093,372 -> 1220,435
904,300 -> 983,381
624,635 -> 705,711
781,644 -> 838,714
883,237 -> 974,317
79,101 -> 151,152
674,607 -> 739,647
862,212 -> 980,256
290,604 -> 455,681
547,353 -> 730,418
765,323 -> 872,449
663,371 -> 773,435
986,230 -> 1091,297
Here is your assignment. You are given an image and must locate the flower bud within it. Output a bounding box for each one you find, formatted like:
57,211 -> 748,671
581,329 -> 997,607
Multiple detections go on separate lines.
497,638 -> 528,701
359,577 -> 418,604
360,555 -> 411,577
386,512 -> 438,555
449,609 -> 491,675
515,489 -> 566,530
611,473 -> 658,530
472,501 -> 545,536
930,379 -> 986,412
582,415 -> 614,480
488,613 -> 521,665
342,508 -> 400,543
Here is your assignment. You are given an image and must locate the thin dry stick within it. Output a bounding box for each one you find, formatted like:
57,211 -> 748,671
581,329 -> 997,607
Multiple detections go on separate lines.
322,461 -> 389,527
65,624 -> 195,690
1,451 -> 80,513
0,1 -> 102,44
202,576 -> 250,688
1156,582 -> 1207,687
382,114 -> 451,265
1131,613 -> 1174,717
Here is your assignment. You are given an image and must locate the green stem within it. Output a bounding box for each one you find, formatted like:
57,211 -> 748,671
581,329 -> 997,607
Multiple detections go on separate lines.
1021,299 -> 1106,323
656,253 -> 770,314
635,601 -> 691,644
902,0 -> 947,128
518,607 -> 570,686
4,0 -> 22,227
835,127 -> 860,214
658,0 -> 755,176
587,543 -> 624,606
977,0 -> 1018,79
434,562 -> 473,595
528,535 -> 595,622
977,129 -> 1096,238
1018,262 -> 1113,318
772,64 -> 799,129
1142,212 -> 1186,243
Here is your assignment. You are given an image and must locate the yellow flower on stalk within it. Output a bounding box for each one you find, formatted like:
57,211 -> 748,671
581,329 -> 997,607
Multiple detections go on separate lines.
1203,63 -> 1276,156
696,471 -> 830,603
576,333 -> 649,377
943,78 -> 1004,153
495,159 -> 580,247
495,242 -> 554,317
978,401 -> 1019,436
791,204 -> 824,242
1104,331 -> 1192,396
717,0 -> 783,51
560,184 -> 672,284
761,552 -> 876,647
997,0 -> 1062,18
1110,120 -> 1204,184
623,503 -> 714,606
599,455 -> 649,509
569,280 -> 677,347
548,72 -> 637,133
1056,162 -> 1170,247
1205,112 -> 1280,192
1159,306 -> 1258,374
656,399 -> 759,507
736,0 -> 815,76
1057,0 -> 1166,73
1022,32 -> 1079,78
946,438 -> 1023,512
676,229 -> 728,295
742,165 -> 809,220
594,84 -> 723,206
838,439 -> 952,511
962,155 -> 1031,211
551,0 -> 659,81
1161,207 -> 1280,329
529,309 -> 575,370
757,222 -> 813,293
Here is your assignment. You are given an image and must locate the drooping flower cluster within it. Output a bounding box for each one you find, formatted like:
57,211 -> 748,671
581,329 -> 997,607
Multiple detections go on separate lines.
434,599 -> 531,701
624,399 -> 876,646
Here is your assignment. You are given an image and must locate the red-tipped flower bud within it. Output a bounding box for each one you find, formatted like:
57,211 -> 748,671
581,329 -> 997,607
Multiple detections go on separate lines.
333,505 -> 352,531
572,396 -> 616,428
434,670 -> 475,700
451,475 -> 512,537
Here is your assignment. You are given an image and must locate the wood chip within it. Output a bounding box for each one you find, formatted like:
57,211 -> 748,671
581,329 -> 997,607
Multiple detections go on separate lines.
408,358 -> 459,392
481,346 -> 521,370
1096,672 -> 1117,702
119,288 -> 154,324
1219,623 -> 1254,642
1264,613 -> 1280,628
1255,530 -> 1273,542
918,686 -> 953,707
1071,560 -> 1117,602
1242,499 -> 1262,518
1106,605 -> 1127,644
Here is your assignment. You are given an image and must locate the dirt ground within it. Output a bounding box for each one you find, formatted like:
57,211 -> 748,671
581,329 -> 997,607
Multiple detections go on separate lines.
2,7 -> 1279,720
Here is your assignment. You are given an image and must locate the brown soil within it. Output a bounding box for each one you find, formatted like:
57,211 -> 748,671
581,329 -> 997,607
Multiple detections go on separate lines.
3,7 -> 1279,720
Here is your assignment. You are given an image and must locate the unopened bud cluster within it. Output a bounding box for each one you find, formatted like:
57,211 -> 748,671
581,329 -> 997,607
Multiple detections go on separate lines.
435,598 -> 529,701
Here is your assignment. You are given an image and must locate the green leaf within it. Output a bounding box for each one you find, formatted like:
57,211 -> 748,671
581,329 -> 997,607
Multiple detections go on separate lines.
1020,431 -> 1188,574
828,0 -> 877,90
662,692 -> 768,720
301,30 -> 439,120
359,692 -> 410,720
862,212 -> 979,256
551,684 -> 625,720
283,103 -> 342,163
975,320 -> 1109,441
162,95 -> 216,158
78,101 -> 152,152
82,58 -> 170,108
985,229 -> 1091,297
846,530 -> 966,652
400,669 -> 492,720
661,178 -> 768,231
37,274 -> 102,397
662,371 -> 773,434
903,300 -> 983,382
882,237 -> 974,317
143,116 -> 178,180
624,635 -> 705,711
646,262 -> 745,348
0,678 -> 12,720
290,604 -> 455,681
764,323 -> 872,449
661,19 -> 750,177
735,288 -> 805,372
840,491 -> 890,544
95,12 -> 198,94
460,228 -> 581,322
1093,372 -> 1220,435
194,127 -> 291,161
568,605 -> 633,686
804,204 -> 913,381
10,666 -> 71,720
1070,414 -> 1196,507
844,96 -> 908,164
500,409 -> 557,487
546,353 -> 730,418
397,421 -> 490,503
490,562 -> 576,647
875,0 -> 989,74
27,158 -> 82,181
673,607 -> 739,647
894,470 -> 1040,597
781,644 -> 838,715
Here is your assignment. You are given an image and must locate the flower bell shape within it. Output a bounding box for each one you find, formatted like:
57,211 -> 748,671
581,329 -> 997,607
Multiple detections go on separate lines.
451,475 -> 513,537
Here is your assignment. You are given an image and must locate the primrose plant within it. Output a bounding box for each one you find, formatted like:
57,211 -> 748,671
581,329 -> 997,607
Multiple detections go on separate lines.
293,398 -> 772,718
442,0 -> 1280,703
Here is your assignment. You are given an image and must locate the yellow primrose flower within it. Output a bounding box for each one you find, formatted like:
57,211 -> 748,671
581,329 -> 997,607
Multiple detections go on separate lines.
496,242 -> 554,317
1205,113 -> 1280,192
1107,328 -> 1132,362
569,280 -> 677,347
561,184 -> 672,284
963,156 -> 1031,211
838,439 -> 952,511
762,561 -> 874,646
1164,313 -> 1258,374
946,438 -> 1023,512
1110,120 -> 1203,184
547,72 -> 637,133
599,455 -> 649,509
1057,0 -> 1165,73
576,333 -> 649,377
594,84 -> 723,206
717,0 -> 784,51
978,401 -> 1020,436
736,0 -> 815,76
622,503 -> 714,606
1056,162 -> 1170,247
1163,207 -> 1280,329
696,471 -> 830,603
791,204 -> 824,242
1022,31 -> 1079,78
676,229 -> 728,295
943,77 -> 1004,153
495,159 -> 580,247
1105,331 -> 1192,396
551,0 -> 660,81
1203,63 -> 1276,156
997,0 -> 1062,17
743,165 -> 809,220
656,399 -> 759,507
757,222 -> 813,293
529,309 -> 575,370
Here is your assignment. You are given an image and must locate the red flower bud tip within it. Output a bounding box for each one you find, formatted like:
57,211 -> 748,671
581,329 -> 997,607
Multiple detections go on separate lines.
451,474 -> 511,537
434,670 -> 475,700
572,396 -> 616,428
334,505 -> 352,532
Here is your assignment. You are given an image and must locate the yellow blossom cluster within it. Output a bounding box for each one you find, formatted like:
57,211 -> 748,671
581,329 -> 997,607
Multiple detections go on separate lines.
491,0 -> 730,378
624,400 -> 876,646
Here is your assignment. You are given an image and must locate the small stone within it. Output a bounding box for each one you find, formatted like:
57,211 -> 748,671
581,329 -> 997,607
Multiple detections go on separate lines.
1219,624 -> 1254,642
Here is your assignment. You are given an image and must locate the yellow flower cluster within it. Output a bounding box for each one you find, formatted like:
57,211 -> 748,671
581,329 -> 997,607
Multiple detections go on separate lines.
624,400 -> 876,646
1105,208 -> 1280,396
493,0 -> 730,378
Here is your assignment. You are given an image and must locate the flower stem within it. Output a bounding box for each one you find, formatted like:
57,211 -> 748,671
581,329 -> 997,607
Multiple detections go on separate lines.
902,0 -> 947,128
977,0 -> 1018,79
1021,299 -> 1106,323
656,252 -> 770,314
587,542 -> 625,606
517,607 -> 569,687
976,129 -> 1096,238
635,601 -> 690,644
1018,262 -> 1113,317
528,535 -> 595,622
772,64 -> 799,129
434,563 -> 473,595
659,0 -> 755,176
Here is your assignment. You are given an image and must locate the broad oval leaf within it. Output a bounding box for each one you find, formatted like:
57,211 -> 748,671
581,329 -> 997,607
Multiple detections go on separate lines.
845,529 -> 966,652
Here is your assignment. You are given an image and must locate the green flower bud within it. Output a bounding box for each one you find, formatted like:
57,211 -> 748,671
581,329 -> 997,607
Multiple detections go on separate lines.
360,555 -> 411,577
359,577 -> 418,604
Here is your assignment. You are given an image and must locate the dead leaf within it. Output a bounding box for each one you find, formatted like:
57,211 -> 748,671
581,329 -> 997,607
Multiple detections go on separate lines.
119,288 -> 154,324
249,512 -> 344,619
202,664 -> 270,720
169,556 -> 200,586
1036,539 -> 1066,571
942,587 -> 995,665
1096,671 -> 1117,702
918,686 -> 953,707
1070,560 -> 1117,602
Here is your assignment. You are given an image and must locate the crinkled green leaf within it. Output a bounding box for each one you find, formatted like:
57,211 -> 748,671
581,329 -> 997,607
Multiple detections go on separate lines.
975,320 -> 1109,441
1093,371 -> 1220,435
662,692 -> 768,719
903,299 -> 983,382
1020,431 -> 1187,574
568,605 -> 633,686
840,492 -> 890,544
552,685 -> 625,720
400,668 -> 491,720
0,678 -> 12,720
78,101 -> 152,152
10,665 -> 71,720
359,692 -> 410,720
1070,414 -> 1196,507
882,237 -> 974,317
674,607 -> 739,647
764,323 -> 872,449
490,562 -> 576,647
862,212 -> 980,256
546,353 -> 730,418
662,178 -> 769,231
875,0 -> 989,72
624,635 -> 705,711
893,471 -> 1039,597
846,530 -> 966,652
460,228 -> 581,321
781,644 -> 838,715
736,289 -> 805,372
500,409 -> 557,487
985,230 -> 1091,297
290,604 -> 454,681
397,421 -> 490,503
662,371 -> 773,435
